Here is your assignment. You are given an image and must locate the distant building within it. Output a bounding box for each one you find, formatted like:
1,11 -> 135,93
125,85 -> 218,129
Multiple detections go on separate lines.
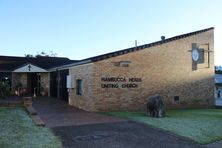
215,66 -> 222,72
0,27 -> 215,111
215,72 -> 222,106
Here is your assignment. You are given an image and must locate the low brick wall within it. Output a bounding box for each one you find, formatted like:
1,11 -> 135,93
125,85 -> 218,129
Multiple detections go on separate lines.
0,97 -> 23,107
22,97 -> 45,126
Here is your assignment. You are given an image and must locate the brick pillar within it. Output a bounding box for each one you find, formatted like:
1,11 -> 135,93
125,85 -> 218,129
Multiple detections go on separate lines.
23,97 -> 32,107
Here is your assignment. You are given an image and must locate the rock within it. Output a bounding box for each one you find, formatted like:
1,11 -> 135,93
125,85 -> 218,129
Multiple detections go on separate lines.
147,94 -> 165,117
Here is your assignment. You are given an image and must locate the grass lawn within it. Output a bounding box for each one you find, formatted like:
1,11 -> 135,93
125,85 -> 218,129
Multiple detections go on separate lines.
0,107 -> 62,148
104,109 -> 222,144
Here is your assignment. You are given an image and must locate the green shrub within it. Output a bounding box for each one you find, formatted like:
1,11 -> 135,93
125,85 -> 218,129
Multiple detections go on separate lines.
15,83 -> 22,90
0,81 -> 11,99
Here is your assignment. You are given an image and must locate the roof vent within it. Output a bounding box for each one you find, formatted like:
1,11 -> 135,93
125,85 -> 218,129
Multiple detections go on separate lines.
161,36 -> 165,41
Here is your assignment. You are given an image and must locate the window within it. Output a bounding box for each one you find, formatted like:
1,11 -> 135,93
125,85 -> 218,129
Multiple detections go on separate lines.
76,79 -> 82,95
198,49 -> 205,63
174,96 -> 180,103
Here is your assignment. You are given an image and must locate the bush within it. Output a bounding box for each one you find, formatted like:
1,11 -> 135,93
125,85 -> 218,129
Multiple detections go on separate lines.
0,81 -> 11,99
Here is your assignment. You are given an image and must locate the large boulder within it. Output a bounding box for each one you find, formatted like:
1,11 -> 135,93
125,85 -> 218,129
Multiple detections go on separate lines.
147,94 -> 165,117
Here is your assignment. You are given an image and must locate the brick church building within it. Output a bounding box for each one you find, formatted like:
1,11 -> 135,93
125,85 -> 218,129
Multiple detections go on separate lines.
0,27 -> 215,111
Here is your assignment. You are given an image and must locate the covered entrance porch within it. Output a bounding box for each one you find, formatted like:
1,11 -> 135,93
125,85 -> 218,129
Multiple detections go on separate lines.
11,63 -> 49,97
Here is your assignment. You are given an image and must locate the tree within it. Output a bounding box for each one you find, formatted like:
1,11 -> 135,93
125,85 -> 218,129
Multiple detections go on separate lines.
24,54 -> 34,57
24,51 -> 58,57
35,51 -> 48,57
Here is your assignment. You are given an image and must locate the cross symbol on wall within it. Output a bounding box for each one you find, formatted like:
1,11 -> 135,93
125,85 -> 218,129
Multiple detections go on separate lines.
28,64 -> 31,71
188,43 -> 213,70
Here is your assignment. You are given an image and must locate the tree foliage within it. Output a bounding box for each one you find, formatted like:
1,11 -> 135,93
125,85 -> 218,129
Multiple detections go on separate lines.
25,51 -> 57,57
0,81 -> 10,99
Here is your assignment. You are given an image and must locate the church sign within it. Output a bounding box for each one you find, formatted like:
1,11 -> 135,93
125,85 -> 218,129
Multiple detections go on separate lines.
101,77 -> 142,88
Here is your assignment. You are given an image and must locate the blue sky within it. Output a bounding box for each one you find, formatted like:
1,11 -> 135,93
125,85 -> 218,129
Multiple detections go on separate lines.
0,0 -> 221,65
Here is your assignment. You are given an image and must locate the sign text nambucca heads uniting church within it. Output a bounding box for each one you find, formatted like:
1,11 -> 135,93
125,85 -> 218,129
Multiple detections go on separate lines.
101,77 -> 142,88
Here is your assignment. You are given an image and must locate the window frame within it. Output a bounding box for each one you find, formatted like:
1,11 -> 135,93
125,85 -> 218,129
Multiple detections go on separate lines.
76,79 -> 83,95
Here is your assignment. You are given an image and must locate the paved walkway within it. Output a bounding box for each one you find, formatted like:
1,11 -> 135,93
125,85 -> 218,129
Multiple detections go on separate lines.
52,121 -> 204,148
32,97 -> 124,127
32,97 -> 220,148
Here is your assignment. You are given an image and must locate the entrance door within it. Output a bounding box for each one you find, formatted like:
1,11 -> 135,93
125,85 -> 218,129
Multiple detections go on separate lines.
59,69 -> 69,102
50,71 -> 58,97
27,73 -> 41,95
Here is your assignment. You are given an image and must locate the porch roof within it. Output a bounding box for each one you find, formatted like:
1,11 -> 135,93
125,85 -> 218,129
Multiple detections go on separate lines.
13,63 -> 47,73
0,56 -> 77,72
